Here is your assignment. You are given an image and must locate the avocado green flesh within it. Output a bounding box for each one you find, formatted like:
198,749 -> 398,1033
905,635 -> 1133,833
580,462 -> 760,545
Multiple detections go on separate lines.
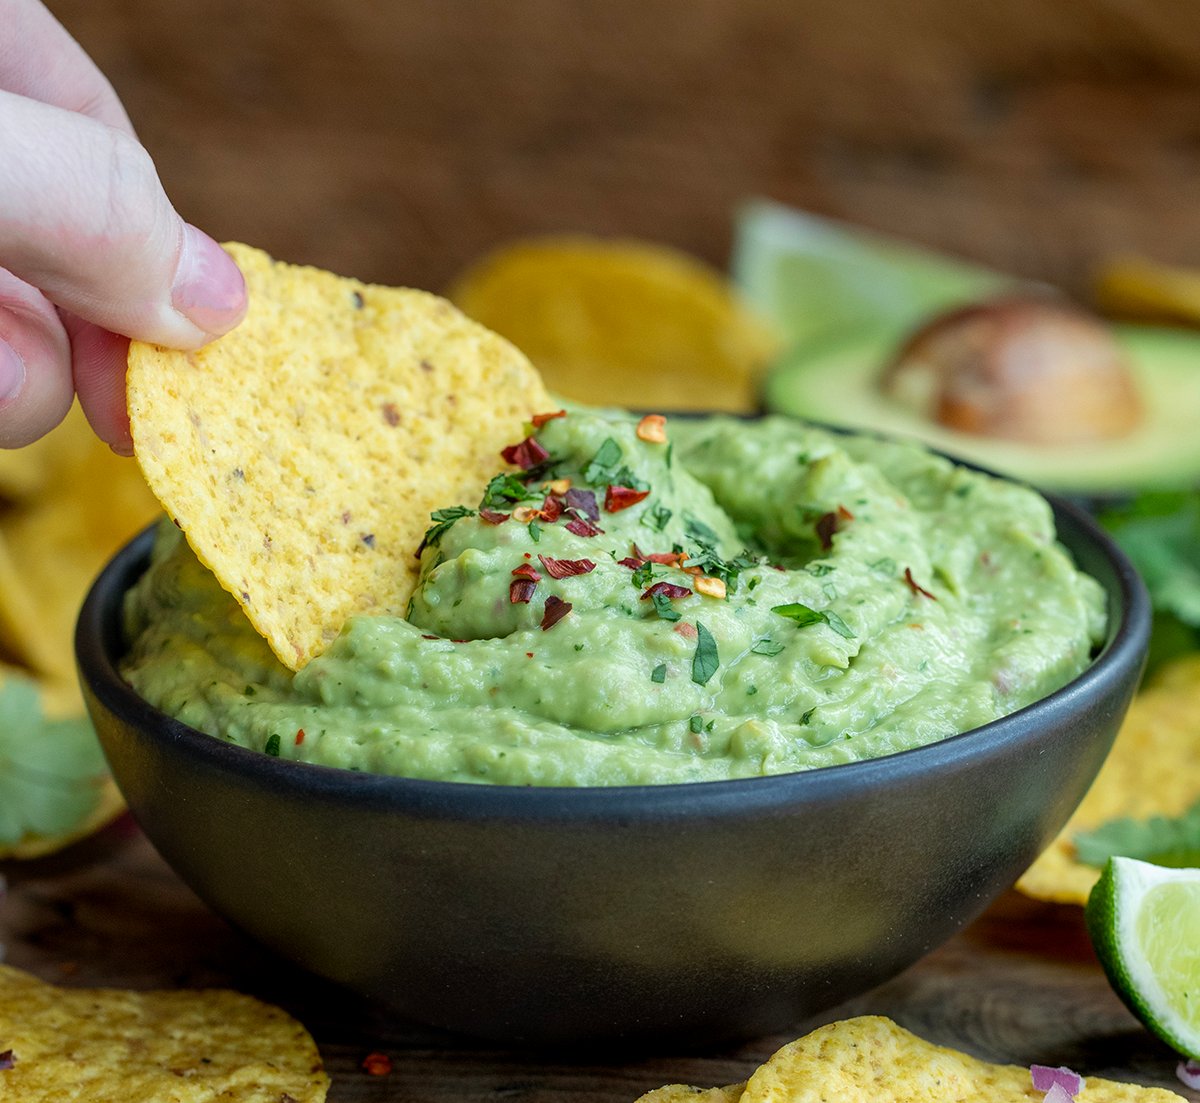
122,411 -> 1105,786
763,324 -> 1200,494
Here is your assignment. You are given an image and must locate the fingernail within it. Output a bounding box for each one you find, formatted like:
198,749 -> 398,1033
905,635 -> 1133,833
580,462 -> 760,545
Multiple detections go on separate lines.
171,224 -> 247,336
0,340 -> 25,402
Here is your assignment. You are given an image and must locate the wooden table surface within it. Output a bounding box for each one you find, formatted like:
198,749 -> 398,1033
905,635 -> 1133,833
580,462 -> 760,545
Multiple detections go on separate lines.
1,815 -> 1195,1101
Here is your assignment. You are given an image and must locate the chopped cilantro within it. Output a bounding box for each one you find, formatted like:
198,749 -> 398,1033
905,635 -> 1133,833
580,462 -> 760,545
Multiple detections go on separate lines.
751,638 -> 784,656
583,438 -> 622,484
691,621 -> 719,685
420,505 -> 474,550
642,502 -> 672,532
684,513 -> 721,545
800,708 -> 815,725
264,734 -> 281,757
806,562 -> 835,577
747,685 -> 758,696
772,603 -> 857,639
612,464 -> 649,491
650,590 -> 681,621
688,715 -> 704,733
651,663 -> 667,683
631,561 -> 655,589
705,719 -> 715,733
870,557 -> 897,575
481,474 -> 539,509
528,520 -> 542,543
574,643 -> 585,651
1074,799 -> 1200,869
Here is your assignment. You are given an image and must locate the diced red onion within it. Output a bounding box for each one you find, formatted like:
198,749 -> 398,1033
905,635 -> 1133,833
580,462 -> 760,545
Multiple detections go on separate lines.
1177,1060 -> 1200,1090
1031,1066 -> 1084,1098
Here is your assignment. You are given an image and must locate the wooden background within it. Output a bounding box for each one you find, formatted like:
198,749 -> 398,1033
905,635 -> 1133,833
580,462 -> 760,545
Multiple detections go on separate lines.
44,0 -> 1200,298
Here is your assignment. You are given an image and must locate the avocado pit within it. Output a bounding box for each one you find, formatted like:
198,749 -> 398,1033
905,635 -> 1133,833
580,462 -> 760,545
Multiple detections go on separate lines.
881,297 -> 1143,446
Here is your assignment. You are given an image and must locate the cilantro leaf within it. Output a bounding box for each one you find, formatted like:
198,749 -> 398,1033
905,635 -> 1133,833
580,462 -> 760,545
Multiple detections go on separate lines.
642,502 -> 672,532
650,590 -> 681,622
419,505 -> 474,552
751,638 -> 784,656
0,677 -> 109,847
480,474 -> 539,509
583,438 -> 622,485
650,663 -> 667,683
691,621 -> 720,685
772,602 -> 857,639
1074,799 -> 1200,869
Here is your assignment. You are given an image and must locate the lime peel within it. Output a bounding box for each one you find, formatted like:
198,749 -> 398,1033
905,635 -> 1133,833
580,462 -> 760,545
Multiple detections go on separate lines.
1086,855 -> 1200,1059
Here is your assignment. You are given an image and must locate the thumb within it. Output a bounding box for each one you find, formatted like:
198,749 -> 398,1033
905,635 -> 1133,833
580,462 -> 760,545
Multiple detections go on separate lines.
0,89 -> 245,347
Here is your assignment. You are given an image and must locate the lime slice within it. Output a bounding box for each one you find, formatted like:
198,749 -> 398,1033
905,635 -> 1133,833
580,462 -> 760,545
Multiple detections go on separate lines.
1086,856 -> 1200,1058
731,199 -> 1010,348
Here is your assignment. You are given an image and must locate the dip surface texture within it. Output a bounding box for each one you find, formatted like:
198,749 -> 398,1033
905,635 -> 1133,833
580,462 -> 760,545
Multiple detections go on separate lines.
122,413 -> 1107,785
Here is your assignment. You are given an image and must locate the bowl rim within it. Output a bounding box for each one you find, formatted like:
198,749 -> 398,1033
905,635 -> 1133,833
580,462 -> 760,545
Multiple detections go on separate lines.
77,492 -> 1150,820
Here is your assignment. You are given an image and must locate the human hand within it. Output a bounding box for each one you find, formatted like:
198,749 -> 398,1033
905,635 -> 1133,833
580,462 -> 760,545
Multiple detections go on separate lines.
0,0 -> 247,452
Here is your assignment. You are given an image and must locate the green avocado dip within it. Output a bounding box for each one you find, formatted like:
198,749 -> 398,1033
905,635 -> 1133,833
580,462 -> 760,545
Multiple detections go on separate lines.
121,411 -> 1107,786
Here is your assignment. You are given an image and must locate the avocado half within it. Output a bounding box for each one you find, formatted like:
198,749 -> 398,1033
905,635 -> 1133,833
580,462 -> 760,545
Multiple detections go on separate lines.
762,323 -> 1200,494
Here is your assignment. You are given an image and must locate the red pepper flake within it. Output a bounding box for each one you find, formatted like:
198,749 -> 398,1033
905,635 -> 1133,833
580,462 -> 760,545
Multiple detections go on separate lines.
526,652 -> 534,658
510,579 -> 538,604
648,551 -> 684,566
512,563 -> 543,581
0,1050 -> 14,1071
617,555 -> 645,570
501,436 -> 551,470
837,504 -> 855,521
531,409 -> 567,428
673,622 -> 698,639
815,511 -> 840,551
540,494 -> 564,522
904,567 -> 938,600
565,488 -> 599,521
479,508 -> 510,524
295,728 -> 306,745
538,555 -> 596,579
541,595 -> 573,630
565,517 -> 604,537
381,402 -> 401,427
605,485 -> 650,513
362,1052 -> 392,1076
636,414 -> 668,443
421,634 -> 439,640
641,581 -> 693,602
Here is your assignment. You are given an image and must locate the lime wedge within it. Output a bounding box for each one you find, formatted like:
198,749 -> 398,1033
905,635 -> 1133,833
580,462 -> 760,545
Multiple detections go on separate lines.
731,199 -> 1011,348
1086,856 -> 1200,1058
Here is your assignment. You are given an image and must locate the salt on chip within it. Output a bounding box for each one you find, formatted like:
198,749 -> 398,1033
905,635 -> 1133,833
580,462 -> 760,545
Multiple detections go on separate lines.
724,1016 -> 1180,1103
1018,654 -> 1200,905
128,243 -> 552,670
0,963 -> 329,1102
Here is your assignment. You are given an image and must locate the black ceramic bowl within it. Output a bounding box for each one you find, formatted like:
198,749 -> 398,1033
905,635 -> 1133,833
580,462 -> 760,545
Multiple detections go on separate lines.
77,497 -> 1149,1047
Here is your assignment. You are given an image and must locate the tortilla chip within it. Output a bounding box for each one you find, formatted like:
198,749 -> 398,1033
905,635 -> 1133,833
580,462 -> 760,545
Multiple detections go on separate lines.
128,243 -> 551,670
725,1016 -> 1180,1103
0,404 -> 158,683
0,963 -> 329,1102
449,236 -> 780,413
637,1086 -> 745,1103
1017,654 -> 1200,905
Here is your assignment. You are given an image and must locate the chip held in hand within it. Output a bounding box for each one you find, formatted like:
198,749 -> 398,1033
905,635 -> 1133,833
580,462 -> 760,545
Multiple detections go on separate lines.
127,243 -> 552,670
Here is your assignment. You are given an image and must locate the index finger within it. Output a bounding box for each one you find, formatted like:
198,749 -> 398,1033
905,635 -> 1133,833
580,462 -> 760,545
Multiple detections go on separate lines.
0,0 -> 133,133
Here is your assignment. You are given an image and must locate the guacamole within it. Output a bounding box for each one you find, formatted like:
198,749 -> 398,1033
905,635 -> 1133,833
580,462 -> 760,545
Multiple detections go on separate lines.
122,412 -> 1107,785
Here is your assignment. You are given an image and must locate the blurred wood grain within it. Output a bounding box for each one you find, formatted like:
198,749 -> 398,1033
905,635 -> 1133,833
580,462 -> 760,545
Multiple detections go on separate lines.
42,0 -> 1200,299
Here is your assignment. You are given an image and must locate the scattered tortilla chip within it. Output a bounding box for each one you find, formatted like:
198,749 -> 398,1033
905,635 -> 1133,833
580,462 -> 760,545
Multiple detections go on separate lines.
128,243 -> 551,670
632,1016 -> 1181,1103
637,1085 -> 745,1103
449,236 -> 780,413
0,963 -> 329,1102
0,404 -> 158,683
1018,654 -> 1200,905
